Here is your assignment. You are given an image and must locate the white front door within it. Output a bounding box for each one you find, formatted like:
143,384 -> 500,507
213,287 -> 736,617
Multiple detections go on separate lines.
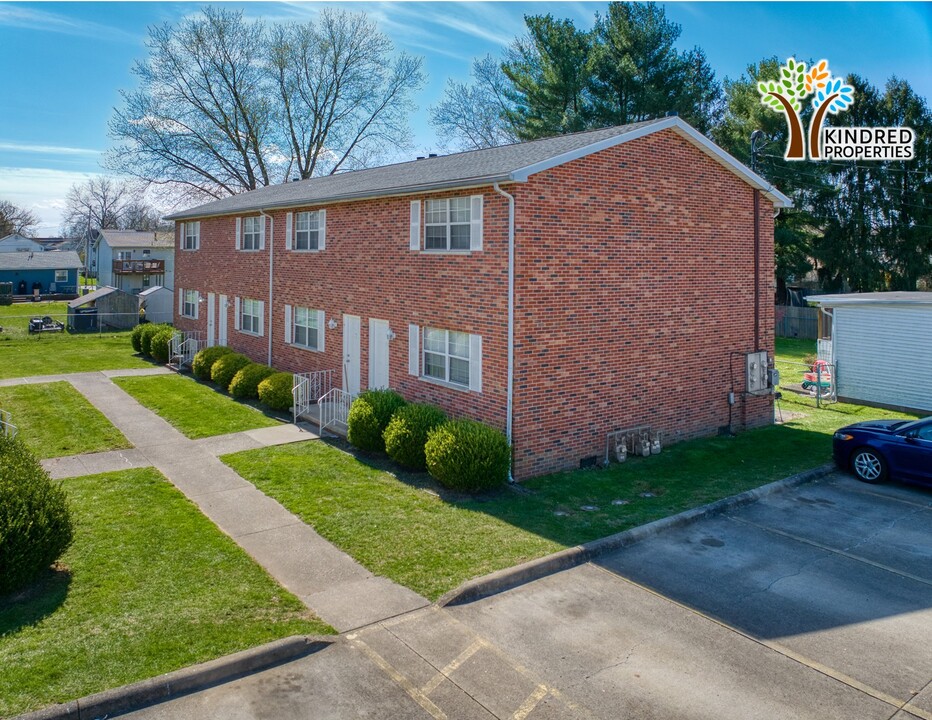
368,318 -> 390,389
218,294 -> 228,346
206,292 -> 216,347
343,314 -> 361,395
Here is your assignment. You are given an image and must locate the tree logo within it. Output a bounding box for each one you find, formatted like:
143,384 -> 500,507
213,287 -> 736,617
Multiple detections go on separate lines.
758,58 -> 853,160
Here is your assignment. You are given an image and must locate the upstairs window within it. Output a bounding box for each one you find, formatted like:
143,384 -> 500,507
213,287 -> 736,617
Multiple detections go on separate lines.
425,198 -> 471,251
295,212 -> 320,251
182,222 -> 200,251
242,217 -> 262,250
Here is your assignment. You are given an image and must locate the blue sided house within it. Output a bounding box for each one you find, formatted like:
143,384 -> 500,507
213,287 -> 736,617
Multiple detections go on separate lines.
0,250 -> 83,298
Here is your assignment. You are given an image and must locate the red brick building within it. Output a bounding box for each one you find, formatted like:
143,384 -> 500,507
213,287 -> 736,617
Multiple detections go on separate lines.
168,117 -> 790,480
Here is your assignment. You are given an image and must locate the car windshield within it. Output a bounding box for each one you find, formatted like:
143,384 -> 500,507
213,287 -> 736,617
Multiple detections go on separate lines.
893,417 -> 930,433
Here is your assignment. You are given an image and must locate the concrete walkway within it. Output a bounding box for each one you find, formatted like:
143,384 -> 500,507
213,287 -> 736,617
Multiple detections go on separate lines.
33,369 -> 428,632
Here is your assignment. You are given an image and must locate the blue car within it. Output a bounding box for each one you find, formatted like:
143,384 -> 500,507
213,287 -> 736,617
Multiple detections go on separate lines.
833,416 -> 932,485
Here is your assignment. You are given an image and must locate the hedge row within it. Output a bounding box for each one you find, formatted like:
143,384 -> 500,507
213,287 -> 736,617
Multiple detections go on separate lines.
346,389 -> 509,493
0,435 -> 74,596
188,346 -> 294,415
131,323 -> 174,359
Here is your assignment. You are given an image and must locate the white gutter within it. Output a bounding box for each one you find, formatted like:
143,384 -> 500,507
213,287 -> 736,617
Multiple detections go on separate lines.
259,209 -> 274,366
493,183 -> 515,482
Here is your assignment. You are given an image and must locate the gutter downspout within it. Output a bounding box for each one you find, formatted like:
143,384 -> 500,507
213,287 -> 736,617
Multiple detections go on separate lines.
493,183 -> 515,483
259,209 -> 274,366
753,190 -> 760,352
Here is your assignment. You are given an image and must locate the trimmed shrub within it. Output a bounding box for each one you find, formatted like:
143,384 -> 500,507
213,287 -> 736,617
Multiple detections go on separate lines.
149,327 -> 176,364
138,323 -> 167,357
192,345 -> 233,381
258,372 -> 294,411
0,435 -> 74,595
210,352 -> 251,390
347,389 -> 407,452
131,323 -> 146,353
383,403 -> 448,471
229,363 -> 276,399
425,419 -> 510,493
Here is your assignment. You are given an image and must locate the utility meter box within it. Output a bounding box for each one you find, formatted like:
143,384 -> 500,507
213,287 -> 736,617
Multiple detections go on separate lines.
745,351 -> 769,395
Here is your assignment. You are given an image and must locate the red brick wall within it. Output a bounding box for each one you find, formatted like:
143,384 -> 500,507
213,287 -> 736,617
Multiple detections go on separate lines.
510,129 -> 775,478
175,127 -> 777,480
174,186 -> 511,430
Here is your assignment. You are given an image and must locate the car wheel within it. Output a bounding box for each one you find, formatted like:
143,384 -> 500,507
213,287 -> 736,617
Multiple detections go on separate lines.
851,448 -> 888,484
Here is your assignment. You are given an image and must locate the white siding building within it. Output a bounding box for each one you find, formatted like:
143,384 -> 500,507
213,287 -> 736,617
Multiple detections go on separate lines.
808,292 -> 932,413
93,230 -> 175,294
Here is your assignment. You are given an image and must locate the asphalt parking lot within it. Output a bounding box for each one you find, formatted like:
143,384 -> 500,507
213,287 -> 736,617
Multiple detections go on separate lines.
121,471 -> 932,720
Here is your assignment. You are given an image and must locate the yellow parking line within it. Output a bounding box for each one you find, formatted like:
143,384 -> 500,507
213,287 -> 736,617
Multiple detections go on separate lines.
421,639 -> 484,696
349,637 -> 448,720
512,684 -> 549,720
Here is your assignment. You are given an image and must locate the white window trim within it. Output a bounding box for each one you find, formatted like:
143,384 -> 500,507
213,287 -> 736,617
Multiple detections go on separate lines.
54,269 -> 69,283
238,297 -> 263,336
241,216 -> 263,252
182,221 -> 200,251
287,305 -> 325,352
295,211 -> 320,252
415,195 -> 483,253
416,326 -> 482,392
181,289 -> 199,319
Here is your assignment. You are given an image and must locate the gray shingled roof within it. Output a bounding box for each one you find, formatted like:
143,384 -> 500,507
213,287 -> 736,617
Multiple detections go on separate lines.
98,230 -> 174,249
68,285 -> 121,308
0,250 -> 83,271
166,117 -> 791,221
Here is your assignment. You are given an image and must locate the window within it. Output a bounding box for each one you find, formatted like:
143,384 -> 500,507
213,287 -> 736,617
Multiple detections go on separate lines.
242,216 -> 262,250
54,269 -> 68,283
425,198 -> 471,251
293,307 -> 320,350
182,289 -> 198,318
240,298 -> 261,334
142,274 -> 151,288
295,212 -> 320,251
142,249 -> 151,257
183,221 -> 200,251
423,327 -> 471,387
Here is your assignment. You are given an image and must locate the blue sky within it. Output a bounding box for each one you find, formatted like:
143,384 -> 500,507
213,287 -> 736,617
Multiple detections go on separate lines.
1,1 -> 929,233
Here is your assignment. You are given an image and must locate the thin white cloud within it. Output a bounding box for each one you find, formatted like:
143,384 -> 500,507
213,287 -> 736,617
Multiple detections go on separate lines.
0,142 -> 101,156
0,167 -> 101,233
0,4 -> 139,43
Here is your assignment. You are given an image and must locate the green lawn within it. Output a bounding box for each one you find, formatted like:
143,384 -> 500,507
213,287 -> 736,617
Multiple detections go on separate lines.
0,382 -> 130,458
0,302 -> 151,379
222,337 -> 921,602
0,467 -> 332,718
113,374 -> 280,439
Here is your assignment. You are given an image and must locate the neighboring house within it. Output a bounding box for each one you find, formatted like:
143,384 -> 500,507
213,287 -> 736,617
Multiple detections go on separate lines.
0,250 -> 82,297
93,230 -> 175,294
34,237 -> 72,252
67,286 -> 138,331
167,116 -> 790,479
0,234 -> 46,253
138,285 -> 174,325
808,292 -> 932,413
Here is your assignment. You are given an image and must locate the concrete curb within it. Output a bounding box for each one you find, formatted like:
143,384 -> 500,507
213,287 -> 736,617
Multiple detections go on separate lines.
438,463 -> 837,607
15,635 -> 334,720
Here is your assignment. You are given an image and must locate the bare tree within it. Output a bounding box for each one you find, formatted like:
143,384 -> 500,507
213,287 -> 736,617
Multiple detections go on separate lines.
269,10 -> 424,178
107,7 -> 424,199
0,200 -> 39,237
429,56 -> 519,150
107,7 -> 276,201
60,177 -> 134,238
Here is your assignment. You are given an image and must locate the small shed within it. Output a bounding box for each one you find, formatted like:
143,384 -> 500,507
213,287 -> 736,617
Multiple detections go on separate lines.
808,292 -> 932,413
138,285 -> 174,325
67,286 -> 138,331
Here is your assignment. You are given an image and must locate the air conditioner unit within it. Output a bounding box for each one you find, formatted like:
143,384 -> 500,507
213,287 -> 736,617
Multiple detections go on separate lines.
745,351 -> 769,395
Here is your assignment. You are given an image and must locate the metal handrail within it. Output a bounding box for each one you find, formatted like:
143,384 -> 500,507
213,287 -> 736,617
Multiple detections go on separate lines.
318,388 -> 354,434
292,369 -> 335,423
0,409 -> 18,439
